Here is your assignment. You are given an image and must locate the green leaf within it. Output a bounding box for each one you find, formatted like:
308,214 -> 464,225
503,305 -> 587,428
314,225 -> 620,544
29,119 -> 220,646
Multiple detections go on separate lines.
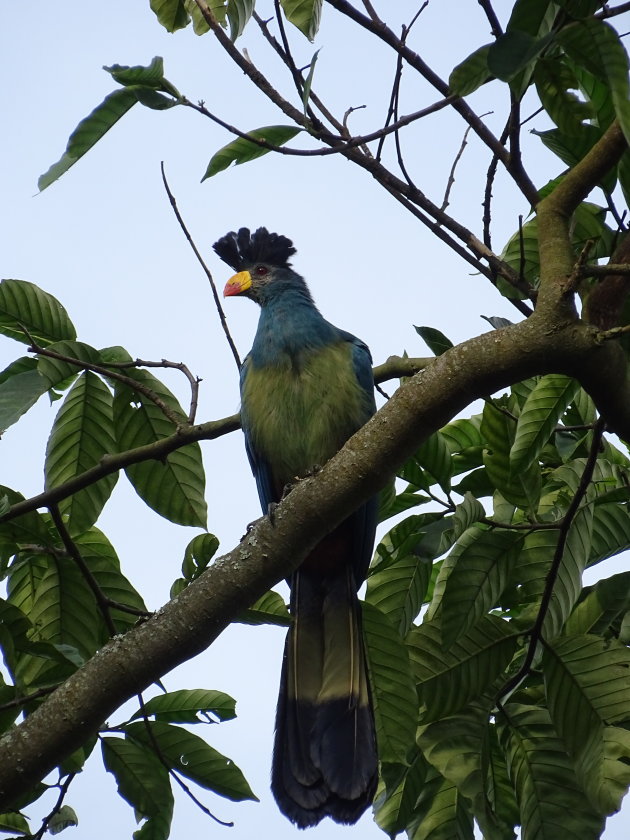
408,764 -> 475,840
202,126 -> 302,180
302,49 -> 320,114
0,279 -> 76,346
415,431 -> 453,492
374,749 -> 428,837
237,590 -> 291,626
182,533 -> 219,581
149,0 -> 190,32
0,487 -> 51,549
543,634 -> 630,813
564,571 -> 630,636
0,362 -> 48,434
572,62 -> 616,130
0,812 -> 31,836
226,0 -> 255,41
589,503 -> 630,567
449,44 -> 492,96
414,325 -> 454,356
487,30 -> 553,83
442,415 -> 483,453
558,19 -> 630,145
113,370 -> 207,528
555,0 -> 604,17
407,616 -> 518,722
9,552 -> 101,689
437,492 -> 486,555
104,56 -> 170,90
440,527 -> 523,647
74,527 -> 148,637
506,0 -> 556,36
510,375 -> 579,473
418,700 -> 514,839
534,58 -> 593,135
102,736 -> 174,840
45,371 -> 117,535
38,89 -> 138,191
124,721 -> 258,802
36,340 -> 102,389
499,704 -> 605,838
48,805 -> 78,835
482,401 -> 541,510
535,126 -> 616,194
366,549 -> 431,637
362,602 -> 418,766
500,218 -> 541,288
279,0 -> 322,40
132,689 -> 237,723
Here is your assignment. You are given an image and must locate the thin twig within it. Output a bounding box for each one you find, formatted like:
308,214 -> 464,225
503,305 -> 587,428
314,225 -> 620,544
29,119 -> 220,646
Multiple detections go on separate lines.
375,5 -> 427,161
441,125 -> 473,211
564,239 -> 595,295
580,262 -> 630,277
135,694 -> 234,827
26,335 -> 185,428
323,0 -> 540,204
483,120 -> 510,254
0,685 -> 56,712
252,12 -> 345,136
497,417 -> 606,703
103,357 -> 201,424
49,504 -> 117,636
194,0 -> 528,297
597,1 -> 630,18
184,94 -> 455,157
160,163 -> 241,370
33,772 -> 76,840
477,0 -> 503,37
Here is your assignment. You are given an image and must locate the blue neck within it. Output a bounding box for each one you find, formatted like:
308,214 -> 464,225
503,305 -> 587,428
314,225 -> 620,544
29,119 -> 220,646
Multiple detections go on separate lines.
249,287 -> 337,368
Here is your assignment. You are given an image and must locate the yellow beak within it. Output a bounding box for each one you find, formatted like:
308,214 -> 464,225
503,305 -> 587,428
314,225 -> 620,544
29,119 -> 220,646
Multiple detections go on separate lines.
223,270 -> 252,297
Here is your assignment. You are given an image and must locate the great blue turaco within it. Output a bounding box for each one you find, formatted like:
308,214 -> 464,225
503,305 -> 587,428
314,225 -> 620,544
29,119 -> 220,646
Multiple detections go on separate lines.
213,227 -> 379,827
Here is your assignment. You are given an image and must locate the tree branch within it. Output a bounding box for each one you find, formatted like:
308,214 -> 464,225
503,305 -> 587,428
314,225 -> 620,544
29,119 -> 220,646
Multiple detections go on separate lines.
3,309 -> 630,805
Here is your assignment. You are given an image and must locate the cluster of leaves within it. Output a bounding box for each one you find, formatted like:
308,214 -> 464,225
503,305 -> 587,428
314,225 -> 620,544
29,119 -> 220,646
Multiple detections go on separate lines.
450,0 -> 629,302
0,280 -> 288,837
360,326 -> 630,839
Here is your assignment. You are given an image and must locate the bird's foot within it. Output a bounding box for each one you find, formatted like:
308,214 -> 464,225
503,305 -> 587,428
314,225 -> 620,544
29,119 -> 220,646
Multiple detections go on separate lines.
267,501 -> 279,526
280,465 -> 323,500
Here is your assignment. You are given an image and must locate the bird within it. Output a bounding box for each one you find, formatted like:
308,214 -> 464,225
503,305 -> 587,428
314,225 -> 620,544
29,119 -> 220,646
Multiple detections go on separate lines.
213,227 -> 379,828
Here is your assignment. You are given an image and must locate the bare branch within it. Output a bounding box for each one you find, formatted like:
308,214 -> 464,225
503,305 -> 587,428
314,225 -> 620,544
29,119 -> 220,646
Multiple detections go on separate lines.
497,417 -> 606,703
324,0 -> 539,203
477,0 -> 503,37
28,340 -> 185,428
160,163 -> 241,372
441,125 -> 473,211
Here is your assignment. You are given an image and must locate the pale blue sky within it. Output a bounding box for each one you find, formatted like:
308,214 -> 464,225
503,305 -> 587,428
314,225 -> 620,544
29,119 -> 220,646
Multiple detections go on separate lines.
2,1 -> 629,838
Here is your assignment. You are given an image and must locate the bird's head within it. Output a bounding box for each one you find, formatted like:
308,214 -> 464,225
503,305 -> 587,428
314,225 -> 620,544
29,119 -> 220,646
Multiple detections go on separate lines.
213,227 -> 311,306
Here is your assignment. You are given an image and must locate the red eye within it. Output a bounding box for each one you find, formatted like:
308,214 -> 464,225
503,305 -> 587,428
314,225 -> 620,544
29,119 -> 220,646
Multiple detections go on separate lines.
255,265 -> 268,276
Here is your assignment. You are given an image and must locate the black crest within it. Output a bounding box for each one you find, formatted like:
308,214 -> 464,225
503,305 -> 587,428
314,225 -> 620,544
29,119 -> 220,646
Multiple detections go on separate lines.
213,227 -> 296,271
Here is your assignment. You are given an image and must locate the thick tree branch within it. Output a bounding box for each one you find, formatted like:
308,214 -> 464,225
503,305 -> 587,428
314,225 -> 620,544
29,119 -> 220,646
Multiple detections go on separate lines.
3,310 -> 630,805
536,122 -> 627,318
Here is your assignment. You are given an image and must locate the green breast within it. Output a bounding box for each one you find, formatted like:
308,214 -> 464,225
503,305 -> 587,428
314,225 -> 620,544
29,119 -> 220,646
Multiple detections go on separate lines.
242,342 -> 370,487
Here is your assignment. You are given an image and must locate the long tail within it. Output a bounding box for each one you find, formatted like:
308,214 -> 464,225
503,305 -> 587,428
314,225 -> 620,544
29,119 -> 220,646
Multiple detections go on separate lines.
271,566 -> 378,828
